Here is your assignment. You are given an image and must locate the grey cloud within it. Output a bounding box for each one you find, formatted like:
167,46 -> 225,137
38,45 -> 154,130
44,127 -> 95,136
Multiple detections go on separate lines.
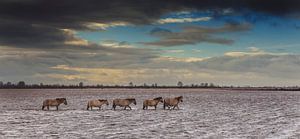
0,21 -> 81,48
0,45 -> 160,83
142,23 -> 251,47
0,0 -> 299,85
125,52 -> 300,80
0,0 -> 299,49
197,54 -> 300,79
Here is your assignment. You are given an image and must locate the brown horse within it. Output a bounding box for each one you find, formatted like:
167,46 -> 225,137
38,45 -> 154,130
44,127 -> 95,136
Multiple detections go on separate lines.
87,99 -> 109,110
42,98 -> 67,110
112,98 -> 136,110
143,97 -> 163,110
163,96 -> 183,110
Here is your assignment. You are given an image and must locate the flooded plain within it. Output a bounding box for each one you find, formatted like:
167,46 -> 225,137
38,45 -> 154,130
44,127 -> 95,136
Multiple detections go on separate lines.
0,89 -> 299,138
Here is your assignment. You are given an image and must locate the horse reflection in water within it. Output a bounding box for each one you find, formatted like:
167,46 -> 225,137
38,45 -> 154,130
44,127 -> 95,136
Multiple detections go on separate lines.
163,96 -> 183,110
112,98 -> 136,110
42,98 -> 67,110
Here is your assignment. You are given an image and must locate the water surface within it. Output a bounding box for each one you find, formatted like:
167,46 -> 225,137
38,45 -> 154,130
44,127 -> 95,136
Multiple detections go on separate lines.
0,89 -> 299,138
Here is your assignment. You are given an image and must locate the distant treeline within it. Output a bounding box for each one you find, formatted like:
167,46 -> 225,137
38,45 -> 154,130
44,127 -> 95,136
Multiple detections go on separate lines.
0,81 -> 300,91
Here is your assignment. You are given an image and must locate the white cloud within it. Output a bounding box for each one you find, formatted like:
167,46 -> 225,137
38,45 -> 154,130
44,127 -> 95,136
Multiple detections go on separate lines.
159,56 -> 205,62
100,40 -> 133,48
61,29 -> 89,46
165,49 -> 185,53
224,48 -> 287,57
84,22 -> 130,30
157,17 -> 212,24
248,47 -> 260,52
64,39 -> 89,46
192,49 -> 202,53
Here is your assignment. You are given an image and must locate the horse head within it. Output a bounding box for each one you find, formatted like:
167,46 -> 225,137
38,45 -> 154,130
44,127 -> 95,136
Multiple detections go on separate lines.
56,98 -> 67,105
177,96 -> 183,102
63,98 -> 68,105
154,97 -> 163,103
128,98 -> 137,105
105,100 -> 109,105
98,99 -> 109,105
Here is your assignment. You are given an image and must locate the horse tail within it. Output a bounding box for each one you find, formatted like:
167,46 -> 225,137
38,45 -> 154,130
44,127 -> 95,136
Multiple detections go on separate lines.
87,102 -> 90,110
42,100 -> 47,110
142,100 -> 145,110
112,101 -> 115,110
112,104 -> 116,110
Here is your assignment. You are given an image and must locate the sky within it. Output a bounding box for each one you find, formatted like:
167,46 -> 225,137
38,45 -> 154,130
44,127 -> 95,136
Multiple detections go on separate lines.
1,0 -> 300,86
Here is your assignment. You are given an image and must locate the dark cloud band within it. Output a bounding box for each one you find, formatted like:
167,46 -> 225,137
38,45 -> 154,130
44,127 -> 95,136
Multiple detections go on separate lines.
0,0 -> 299,48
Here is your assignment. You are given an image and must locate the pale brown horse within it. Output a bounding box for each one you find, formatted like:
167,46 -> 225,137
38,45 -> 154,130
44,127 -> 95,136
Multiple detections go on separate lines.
143,97 -> 163,110
112,98 -> 136,110
163,96 -> 183,110
42,98 -> 67,110
87,99 -> 109,110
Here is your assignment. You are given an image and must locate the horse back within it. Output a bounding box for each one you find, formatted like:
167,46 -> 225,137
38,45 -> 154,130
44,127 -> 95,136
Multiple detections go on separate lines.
144,99 -> 157,106
164,98 -> 177,106
43,99 -> 59,106
113,99 -> 129,106
143,99 -> 150,106
88,100 -> 103,107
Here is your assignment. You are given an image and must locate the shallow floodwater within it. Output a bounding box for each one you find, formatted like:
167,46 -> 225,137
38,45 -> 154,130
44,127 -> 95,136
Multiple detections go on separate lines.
0,89 -> 299,138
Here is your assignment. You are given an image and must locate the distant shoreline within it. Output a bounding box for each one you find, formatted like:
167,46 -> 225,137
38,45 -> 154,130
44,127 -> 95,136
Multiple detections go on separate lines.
1,86 -> 300,91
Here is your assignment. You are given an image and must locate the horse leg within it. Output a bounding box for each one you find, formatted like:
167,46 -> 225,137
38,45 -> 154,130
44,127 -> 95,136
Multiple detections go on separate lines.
163,103 -> 166,110
112,104 -> 116,110
128,106 -> 132,110
56,106 -> 58,111
124,106 -> 126,110
42,105 -> 44,110
47,106 -> 49,110
99,106 -> 101,110
154,105 -> 157,110
143,105 -> 145,110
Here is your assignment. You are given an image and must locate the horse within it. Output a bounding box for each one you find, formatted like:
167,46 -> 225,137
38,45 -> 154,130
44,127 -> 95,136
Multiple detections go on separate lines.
87,99 -> 109,110
112,98 -> 136,110
42,98 -> 67,110
163,96 -> 183,110
143,97 -> 163,110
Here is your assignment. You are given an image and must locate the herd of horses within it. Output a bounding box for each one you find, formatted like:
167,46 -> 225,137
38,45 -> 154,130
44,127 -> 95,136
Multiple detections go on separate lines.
42,96 -> 183,111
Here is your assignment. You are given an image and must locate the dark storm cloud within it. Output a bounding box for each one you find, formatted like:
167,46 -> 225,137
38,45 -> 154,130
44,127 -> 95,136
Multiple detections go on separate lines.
0,20 -> 82,48
142,23 -> 252,47
0,0 -> 299,48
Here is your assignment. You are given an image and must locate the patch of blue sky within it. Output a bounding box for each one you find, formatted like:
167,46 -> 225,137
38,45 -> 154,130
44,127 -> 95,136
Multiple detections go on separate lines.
77,10 -> 300,57
236,17 -> 300,53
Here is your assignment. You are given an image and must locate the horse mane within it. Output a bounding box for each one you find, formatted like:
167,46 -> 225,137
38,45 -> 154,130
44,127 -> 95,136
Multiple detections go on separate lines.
56,98 -> 65,100
55,98 -> 66,103
126,98 -> 135,101
153,97 -> 162,100
175,96 -> 183,100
